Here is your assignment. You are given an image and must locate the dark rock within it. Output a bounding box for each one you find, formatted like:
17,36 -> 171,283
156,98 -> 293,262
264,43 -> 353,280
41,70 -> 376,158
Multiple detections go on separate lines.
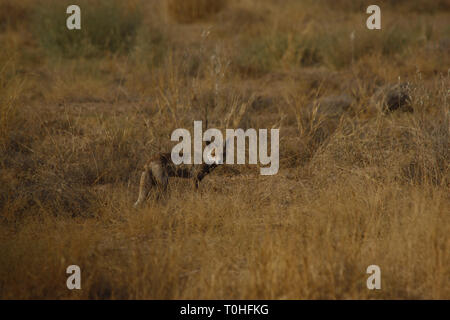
372,83 -> 412,113
251,95 -> 274,110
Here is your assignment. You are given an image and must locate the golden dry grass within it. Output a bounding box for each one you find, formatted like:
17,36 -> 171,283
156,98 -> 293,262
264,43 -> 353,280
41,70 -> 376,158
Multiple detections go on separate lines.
0,0 -> 449,299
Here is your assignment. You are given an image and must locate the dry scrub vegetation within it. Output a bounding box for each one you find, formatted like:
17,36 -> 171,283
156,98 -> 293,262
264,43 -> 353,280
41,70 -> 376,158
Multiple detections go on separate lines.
0,0 -> 449,299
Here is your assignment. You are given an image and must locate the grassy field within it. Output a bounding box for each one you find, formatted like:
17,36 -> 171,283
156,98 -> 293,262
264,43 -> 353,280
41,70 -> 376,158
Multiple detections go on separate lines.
0,0 -> 449,299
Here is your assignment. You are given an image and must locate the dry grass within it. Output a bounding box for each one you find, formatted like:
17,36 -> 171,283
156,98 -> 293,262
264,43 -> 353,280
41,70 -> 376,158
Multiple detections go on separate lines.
0,0 -> 449,299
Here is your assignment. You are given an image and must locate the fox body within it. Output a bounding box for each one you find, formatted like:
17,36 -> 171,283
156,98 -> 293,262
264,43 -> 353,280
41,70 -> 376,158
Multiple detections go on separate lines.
133,150 -> 222,207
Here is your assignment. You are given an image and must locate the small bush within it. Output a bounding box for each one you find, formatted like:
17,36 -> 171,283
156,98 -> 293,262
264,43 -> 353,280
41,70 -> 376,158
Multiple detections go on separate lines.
0,0 -> 31,31
132,23 -> 168,69
380,25 -> 412,56
235,33 -> 288,75
33,0 -> 143,58
317,24 -> 416,69
166,0 -> 225,23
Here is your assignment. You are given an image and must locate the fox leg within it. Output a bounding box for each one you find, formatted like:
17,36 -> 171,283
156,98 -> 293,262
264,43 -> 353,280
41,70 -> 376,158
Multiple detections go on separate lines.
134,167 -> 151,207
150,162 -> 168,199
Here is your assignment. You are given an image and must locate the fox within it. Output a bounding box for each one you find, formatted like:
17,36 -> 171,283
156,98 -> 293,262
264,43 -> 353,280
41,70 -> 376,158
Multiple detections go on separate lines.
133,141 -> 225,207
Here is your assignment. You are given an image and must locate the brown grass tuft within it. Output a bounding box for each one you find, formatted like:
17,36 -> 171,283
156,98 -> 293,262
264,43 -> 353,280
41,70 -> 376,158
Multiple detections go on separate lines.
166,0 -> 226,23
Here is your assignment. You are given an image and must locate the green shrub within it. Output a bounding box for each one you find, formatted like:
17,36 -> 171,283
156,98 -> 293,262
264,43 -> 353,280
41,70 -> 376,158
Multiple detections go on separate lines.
380,25 -> 412,56
132,23 -> 168,69
317,24 -> 416,69
235,33 -> 288,75
34,0 -> 143,58
235,32 -> 323,75
235,23 -> 420,73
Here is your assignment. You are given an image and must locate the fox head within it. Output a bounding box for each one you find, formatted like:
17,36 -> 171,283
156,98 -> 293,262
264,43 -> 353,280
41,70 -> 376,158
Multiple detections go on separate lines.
205,137 -> 230,165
